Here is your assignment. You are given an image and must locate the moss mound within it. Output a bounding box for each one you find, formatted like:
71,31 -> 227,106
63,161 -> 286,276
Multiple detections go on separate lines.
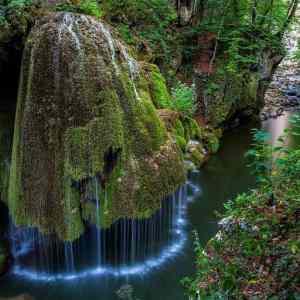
8,12 -> 185,241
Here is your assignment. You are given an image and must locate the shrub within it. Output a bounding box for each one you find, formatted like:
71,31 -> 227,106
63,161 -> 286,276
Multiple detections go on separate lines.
55,0 -> 102,18
170,82 -> 197,117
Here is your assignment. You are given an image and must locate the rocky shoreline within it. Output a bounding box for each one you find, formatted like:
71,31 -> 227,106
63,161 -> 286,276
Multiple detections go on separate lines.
262,15 -> 300,121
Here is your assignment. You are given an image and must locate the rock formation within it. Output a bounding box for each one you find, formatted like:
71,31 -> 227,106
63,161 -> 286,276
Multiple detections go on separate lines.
7,12 -> 185,241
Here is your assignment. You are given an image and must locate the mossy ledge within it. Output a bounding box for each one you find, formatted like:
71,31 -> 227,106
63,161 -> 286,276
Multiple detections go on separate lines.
8,12 -> 185,241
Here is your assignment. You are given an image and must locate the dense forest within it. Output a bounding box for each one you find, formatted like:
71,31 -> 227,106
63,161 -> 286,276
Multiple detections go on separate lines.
0,1 -> 299,299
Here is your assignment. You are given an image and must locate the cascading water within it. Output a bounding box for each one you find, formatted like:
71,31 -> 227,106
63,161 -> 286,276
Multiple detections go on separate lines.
94,178 -> 102,267
5,11 -> 188,284
8,175 -> 201,281
119,43 -> 141,100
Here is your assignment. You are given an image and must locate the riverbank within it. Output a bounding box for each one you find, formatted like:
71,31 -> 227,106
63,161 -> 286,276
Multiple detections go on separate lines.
184,121 -> 300,298
184,13 -> 300,298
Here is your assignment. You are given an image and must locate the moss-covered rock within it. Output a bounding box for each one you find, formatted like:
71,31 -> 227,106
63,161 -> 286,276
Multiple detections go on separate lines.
145,64 -> 172,108
195,51 -> 282,128
186,141 -> 206,168
8,12 -> 185,241
0,113 -> 14,204
157,108 -> 221,169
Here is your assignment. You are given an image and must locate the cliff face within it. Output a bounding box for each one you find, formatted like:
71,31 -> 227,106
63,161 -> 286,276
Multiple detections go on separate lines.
193,35 -> 283,127
7,12 -> 185,241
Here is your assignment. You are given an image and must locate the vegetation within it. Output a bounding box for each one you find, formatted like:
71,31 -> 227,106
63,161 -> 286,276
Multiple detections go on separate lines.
100,0 -> 177,59
170,82 -> 197,117
55,0 -> 102,18
183,115 -> 300,299
0,0 -> 33,27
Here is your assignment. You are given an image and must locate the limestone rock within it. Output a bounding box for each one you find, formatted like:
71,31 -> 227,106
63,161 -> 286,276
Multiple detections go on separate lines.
8,12 -> 185,241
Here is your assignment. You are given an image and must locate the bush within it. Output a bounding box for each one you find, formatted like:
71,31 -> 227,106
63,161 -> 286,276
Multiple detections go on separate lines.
0,0 -> 32,24
55,0 -> 102,18
170,82 -> 197,117
100,0 -> 178,72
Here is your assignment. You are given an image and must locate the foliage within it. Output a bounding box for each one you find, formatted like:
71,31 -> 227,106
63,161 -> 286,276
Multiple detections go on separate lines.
169,82 -> 197,117
55,0 -> 102,18
0,0 -> 32,25
184,115 -> 300,299
245,130 -> 273,185
99,0 -> 178,78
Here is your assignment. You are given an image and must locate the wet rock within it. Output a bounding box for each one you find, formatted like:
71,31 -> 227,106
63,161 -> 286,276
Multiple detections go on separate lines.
183,160 -> 197,172
218,216 -> 258,234
186,140 -> 206,168
263,21 -> 300,116
286,87 -> 298,96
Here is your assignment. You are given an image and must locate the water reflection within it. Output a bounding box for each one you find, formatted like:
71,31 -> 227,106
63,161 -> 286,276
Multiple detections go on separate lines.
262,112 -> 292,145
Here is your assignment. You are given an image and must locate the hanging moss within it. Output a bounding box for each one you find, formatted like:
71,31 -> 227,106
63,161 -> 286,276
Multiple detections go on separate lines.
8,12 -> 185,241
189,148 -> 206,167
145,63 -> 172,108
0,113 -> 14,204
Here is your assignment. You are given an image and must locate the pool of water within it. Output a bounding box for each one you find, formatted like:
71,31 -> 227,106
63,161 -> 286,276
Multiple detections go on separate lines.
0,114 -> 294,300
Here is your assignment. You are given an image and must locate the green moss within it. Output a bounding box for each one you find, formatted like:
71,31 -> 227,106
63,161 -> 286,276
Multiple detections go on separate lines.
8,13 -> 185,241
205,132 -> 220,154
190,148 -> 205,167
174,119 -> 185,137
181,117 -> 202,141
202,68 -> 263,127
64,90 -> 124,182
146,64 -> 172,109
0,113 -> 14,203
176,135 -> 187,152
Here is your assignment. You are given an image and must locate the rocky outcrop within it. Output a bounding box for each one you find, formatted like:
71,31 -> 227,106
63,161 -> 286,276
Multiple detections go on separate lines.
157,108 -> 221,170
193,31 -> 283,128
7,12 -> 185,241
262,14 -> 300,120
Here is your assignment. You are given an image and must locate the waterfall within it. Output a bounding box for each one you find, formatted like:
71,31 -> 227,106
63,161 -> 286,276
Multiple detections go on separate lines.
98,22 -> 119,73
61,13 -> 81,50
8,180 -> 202,280
94,178 -> 102,266
64,242 -> 75,272
7,12 -> 190,281
119,43 -> 141,101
